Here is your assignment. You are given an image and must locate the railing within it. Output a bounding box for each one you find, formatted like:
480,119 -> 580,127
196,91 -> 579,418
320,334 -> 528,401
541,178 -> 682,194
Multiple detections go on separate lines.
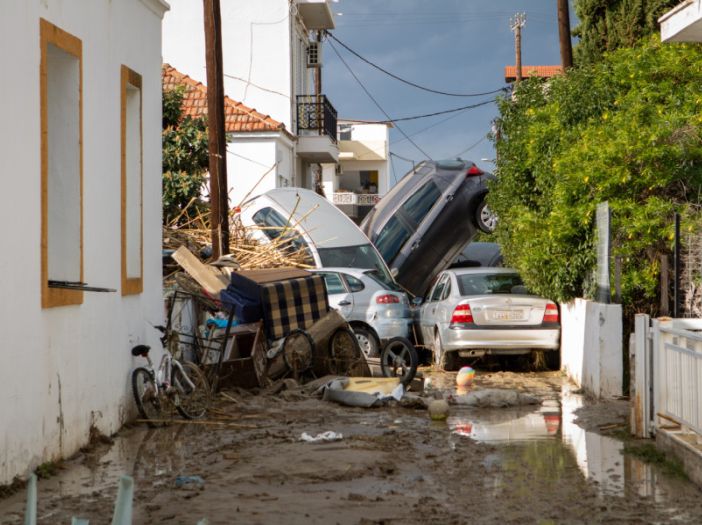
632,315 -> 702,437
332,193 -> 381,206
297,94 -> 337,142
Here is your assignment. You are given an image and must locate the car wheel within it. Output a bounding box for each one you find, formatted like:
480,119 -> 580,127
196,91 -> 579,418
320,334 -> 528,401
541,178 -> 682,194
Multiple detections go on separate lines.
433,331 -> 457,372
475,200 -> 497,234
353,326 -> 380,358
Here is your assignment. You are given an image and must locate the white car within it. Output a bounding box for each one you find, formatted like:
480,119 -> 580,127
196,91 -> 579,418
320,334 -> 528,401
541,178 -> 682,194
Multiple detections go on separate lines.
239,188 -> 395,285
419,268 -> 560,370
312,268 -> 411,357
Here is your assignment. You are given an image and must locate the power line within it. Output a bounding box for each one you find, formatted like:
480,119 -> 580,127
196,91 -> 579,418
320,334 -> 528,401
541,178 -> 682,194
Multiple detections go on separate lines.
390,106 -> 473,145
326,31 -> 508,98
453,135 -> 488,158
328,39 -> 431,160
390,99 -> 496,123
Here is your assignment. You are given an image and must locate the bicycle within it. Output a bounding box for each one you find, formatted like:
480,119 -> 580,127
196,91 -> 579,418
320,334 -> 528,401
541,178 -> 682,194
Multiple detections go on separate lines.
131,325 -> 210,425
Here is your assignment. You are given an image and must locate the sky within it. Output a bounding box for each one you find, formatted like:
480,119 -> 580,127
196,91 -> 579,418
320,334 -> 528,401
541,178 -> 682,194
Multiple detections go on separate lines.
323,0 -> 577,180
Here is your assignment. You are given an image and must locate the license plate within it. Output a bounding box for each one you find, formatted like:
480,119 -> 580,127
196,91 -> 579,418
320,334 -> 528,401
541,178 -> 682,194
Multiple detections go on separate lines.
492,310 -> 523,321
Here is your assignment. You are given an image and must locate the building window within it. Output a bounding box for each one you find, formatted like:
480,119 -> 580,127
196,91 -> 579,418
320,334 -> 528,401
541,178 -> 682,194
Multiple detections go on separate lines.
339,125 -> 352,141
121,66 -> 143,295
40,19 -> 83,308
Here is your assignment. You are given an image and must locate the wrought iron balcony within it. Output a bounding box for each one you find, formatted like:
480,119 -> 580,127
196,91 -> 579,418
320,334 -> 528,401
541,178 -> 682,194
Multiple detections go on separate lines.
297,95 -> 337,142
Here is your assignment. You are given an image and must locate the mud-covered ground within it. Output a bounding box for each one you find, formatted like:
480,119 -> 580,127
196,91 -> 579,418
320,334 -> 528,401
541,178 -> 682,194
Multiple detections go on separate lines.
1,369 -> 701,524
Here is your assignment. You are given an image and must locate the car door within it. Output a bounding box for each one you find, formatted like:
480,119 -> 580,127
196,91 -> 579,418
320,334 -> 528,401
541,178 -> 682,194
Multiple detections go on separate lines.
420,273 -> 448,341
434,274 -> 454,331
339,272 -> 369,323
317,271 -> 354,318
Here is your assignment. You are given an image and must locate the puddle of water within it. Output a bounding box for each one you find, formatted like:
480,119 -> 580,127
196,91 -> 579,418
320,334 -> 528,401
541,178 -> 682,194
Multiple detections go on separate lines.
432,374 -> 692,508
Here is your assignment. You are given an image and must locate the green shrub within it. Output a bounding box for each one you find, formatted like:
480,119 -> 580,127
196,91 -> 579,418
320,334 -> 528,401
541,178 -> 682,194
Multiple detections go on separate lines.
490,37 -> 702,307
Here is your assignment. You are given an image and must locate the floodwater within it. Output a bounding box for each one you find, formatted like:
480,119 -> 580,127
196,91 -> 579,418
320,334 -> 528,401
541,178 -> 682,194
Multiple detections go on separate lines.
2,371 -> 702,524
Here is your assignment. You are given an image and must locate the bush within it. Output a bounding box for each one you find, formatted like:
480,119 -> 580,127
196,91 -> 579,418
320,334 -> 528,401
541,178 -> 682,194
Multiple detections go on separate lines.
489,37 -> 702,307
162,86 -> 209,225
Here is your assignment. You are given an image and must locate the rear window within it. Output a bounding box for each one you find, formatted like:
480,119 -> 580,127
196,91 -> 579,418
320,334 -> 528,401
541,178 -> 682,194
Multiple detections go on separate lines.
374,215 -> 411,263
457,273 -> 532,296
317,244 -> 393,284
364,270 -> 403,291
252,207 -> 314,264
401,181 -> 441,225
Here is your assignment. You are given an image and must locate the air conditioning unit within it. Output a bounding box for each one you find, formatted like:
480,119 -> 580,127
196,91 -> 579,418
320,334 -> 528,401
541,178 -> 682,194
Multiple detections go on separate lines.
307,42 -> 321,68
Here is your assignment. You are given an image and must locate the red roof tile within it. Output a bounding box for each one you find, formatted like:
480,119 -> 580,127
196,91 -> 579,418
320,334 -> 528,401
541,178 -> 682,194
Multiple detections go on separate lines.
504,65 -> 563,82
162,64 -> 286,134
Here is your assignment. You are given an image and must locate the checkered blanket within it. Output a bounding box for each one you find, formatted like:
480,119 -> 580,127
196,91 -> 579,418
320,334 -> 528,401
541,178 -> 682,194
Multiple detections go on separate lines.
260,274 -> 329,340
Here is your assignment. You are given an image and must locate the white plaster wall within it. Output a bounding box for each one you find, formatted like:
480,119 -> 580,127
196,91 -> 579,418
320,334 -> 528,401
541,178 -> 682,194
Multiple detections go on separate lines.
0,0 -> 165,484
561,299 -> 623,399
163,0 -> 307,131
227,135 -> 295,207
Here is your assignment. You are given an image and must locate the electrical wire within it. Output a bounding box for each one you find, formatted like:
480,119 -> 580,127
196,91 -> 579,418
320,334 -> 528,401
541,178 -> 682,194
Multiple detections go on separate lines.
453,135 -> 488,158
328,39 -> 432,160
389,99 -> 496,123
326,31 -> 509,98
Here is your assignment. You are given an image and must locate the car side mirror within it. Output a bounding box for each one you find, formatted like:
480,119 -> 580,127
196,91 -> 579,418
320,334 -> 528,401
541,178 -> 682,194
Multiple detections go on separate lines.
412,297 -> 423,306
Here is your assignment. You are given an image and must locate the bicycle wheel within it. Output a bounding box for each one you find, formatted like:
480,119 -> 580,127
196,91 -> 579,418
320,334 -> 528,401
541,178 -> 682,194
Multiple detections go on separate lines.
380,337 -> 419,386
132,367 -> 162,424
283,329 -> 314,378
329,327 -> 361,375
172,362 -> 210,420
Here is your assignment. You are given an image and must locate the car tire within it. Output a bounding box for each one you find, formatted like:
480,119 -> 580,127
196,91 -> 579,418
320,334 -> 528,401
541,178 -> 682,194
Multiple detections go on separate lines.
475,199 -> 497,234
433,331 -> 457,372
352,326 -> 380,358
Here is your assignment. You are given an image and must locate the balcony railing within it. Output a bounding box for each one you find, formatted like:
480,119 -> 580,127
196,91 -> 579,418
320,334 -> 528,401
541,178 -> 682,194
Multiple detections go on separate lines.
297,95 -> 337,142
332,193 -> 380,206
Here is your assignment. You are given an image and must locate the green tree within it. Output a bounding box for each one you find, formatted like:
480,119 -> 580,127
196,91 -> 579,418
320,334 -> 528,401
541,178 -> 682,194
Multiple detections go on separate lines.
162,86 -> 209,224
489,37 -> 702,312
573,0 -> 678,65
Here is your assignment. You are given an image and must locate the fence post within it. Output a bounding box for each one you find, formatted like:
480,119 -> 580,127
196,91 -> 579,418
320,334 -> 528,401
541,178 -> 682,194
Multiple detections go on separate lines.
633,314 -> 651,437
660,254 -> 670,316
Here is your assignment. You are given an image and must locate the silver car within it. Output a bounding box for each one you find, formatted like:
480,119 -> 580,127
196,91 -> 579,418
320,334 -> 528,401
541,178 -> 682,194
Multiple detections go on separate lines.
312,268 -> 411,358
419,268 -> 560,370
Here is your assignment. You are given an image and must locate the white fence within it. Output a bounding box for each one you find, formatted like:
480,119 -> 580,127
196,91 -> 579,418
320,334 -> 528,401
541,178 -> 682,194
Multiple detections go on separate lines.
632,315 -> 702,437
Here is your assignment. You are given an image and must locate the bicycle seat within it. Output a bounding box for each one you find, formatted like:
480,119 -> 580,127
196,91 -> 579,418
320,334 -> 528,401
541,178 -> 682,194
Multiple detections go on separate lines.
131,345 -> 150,357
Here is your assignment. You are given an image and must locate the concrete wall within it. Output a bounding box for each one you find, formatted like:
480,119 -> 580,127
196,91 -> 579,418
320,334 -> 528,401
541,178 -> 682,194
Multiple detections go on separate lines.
0,0 -> 166,484
162,0 -> 313,131
560,299 -> 623,399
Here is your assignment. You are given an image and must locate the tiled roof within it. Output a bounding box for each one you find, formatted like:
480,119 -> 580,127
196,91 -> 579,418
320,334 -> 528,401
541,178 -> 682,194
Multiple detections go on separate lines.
504,65 -> 563,82
162,64 -> 286,134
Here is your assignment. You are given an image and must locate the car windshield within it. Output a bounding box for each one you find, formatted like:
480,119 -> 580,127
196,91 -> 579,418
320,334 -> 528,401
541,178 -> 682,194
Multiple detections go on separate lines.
364,270 -> 403,291
457,273 -> 533,296
374,215 -> 411,263
317,244 -> 393,283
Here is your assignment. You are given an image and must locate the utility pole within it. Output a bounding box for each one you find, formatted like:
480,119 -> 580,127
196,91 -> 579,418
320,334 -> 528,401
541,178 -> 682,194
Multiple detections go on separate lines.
203,0 -> 229,259
557,0 -> 573,69
510,13 -> 526,84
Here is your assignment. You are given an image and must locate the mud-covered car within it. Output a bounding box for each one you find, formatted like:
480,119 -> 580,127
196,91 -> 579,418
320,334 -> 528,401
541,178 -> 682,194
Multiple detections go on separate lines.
360,159 -> 495,297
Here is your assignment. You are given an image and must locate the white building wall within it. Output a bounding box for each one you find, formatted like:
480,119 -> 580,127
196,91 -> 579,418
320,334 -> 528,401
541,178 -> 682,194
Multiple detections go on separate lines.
0,0 -> 165,484
227,135 -> 295,206
163,0 -> 313,131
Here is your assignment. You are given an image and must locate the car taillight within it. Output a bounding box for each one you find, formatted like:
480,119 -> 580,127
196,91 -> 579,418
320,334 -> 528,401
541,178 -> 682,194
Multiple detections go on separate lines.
376,294 -> 400,304
466,165 -> 483,176
451,304 -> 473,325
543,302 -> 559,323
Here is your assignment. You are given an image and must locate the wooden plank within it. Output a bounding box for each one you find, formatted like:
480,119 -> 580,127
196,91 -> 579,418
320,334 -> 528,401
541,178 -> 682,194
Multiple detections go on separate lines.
171,246 -> 228,296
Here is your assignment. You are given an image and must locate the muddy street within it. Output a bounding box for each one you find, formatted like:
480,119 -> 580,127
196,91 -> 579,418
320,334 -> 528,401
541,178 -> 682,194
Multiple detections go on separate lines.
1,370 -> 701,524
